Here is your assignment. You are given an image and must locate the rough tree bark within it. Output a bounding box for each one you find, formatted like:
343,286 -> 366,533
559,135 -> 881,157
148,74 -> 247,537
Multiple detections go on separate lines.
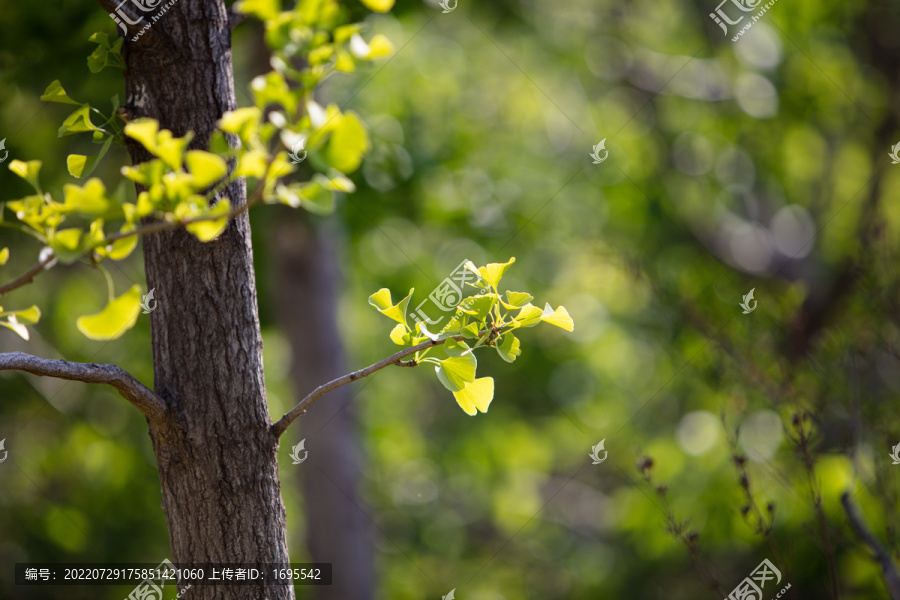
110,1 -> 293,598
271,213 -> 375,600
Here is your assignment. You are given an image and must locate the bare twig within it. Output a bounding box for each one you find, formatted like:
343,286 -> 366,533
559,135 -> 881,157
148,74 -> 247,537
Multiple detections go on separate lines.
0,252 -> 55,297
842,492 -> 900,600
0,352 -> 167,421
271,329 -> 497,439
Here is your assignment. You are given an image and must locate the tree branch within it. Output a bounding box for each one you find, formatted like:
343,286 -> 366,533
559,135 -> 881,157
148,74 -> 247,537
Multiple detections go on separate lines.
841,491 -> 900,600
0,252 -> 55,297
0,352 -> 167,421
271,330 -> 495,439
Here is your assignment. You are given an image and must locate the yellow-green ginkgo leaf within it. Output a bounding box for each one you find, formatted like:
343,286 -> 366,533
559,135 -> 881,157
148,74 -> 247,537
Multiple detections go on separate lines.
496,333 -> 521,363
76,285 -> 142,340
41,80 -> 81,105
62,178 -> 110,216
124,118 -> 160,153
185,198 -> 232,242
478,257 -> 515,289
435,354 -> 477,392
234,0 -> 279,20
0,247 -> 8,265
501,290 -> 533,309
9,159 -> 42,192
389,323 -> 412,346
368,288 -> 413,328
1,316 -> 31,340
541,302 -> 574,331
453,377 -> 494,416
49,229 -> 84,264
359,0 -> 395,13
185,150 -> 229,189
512,303 -> 543,328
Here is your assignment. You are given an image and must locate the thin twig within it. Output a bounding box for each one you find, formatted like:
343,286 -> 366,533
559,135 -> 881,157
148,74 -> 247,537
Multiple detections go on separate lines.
0,252 -> 55,297
842,492 -> 900,600
271,329 -> 497,438
0,351 -> 167,421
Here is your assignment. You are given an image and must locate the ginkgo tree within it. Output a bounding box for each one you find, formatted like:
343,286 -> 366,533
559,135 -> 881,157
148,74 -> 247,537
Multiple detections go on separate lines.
0,0 -> 572,599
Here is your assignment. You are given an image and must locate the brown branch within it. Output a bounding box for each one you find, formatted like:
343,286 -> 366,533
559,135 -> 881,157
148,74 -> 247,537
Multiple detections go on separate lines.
0,352 -> 167,421
842,491 -> 900,600
271,329 -> 497,439
0,252 -> 55,297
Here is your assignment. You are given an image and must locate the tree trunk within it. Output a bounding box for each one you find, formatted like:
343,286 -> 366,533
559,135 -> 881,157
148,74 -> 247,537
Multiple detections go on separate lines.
121,2 -> 293,599
271,213 -> 375,600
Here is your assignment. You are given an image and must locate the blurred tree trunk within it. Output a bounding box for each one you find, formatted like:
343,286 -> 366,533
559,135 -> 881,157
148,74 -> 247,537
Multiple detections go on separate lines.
272,212 -> 375,600
117,2 -> 293,598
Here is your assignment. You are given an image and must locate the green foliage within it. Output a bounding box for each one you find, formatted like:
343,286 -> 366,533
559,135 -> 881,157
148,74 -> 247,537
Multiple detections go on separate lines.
1,0 -> 396,342
369,258 -> 573,415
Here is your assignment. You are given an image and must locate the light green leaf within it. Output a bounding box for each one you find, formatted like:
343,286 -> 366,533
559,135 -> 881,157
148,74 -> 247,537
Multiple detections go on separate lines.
368,288 -> 413,328
184,198 -> 232,242
512,303 -> 543,328
58,105 -> 101,137
299,180 -> 335,215
185,151 -> 228,189
7,305 -> 41,324
97,227 -> 138,260
541,303 -> 574,331
459,294 -> 496,321
478,257 -> 516,289
435,354 -> 477,392
1,316 -> 31,340
40,80 -> 81,105
155,130 -> 192,171
502,291 -> 533,309
67,136 -> 114,179
365,34 -> 394,59
218,107 -> 261,140
86,32 -> 124,73
360,0 -> 395,12
124,119 -> 159,152
453,377 -> 494,416
9,159 -> 42,192
76,285 -> 142,340
444,337 -> 470,357
324,111 -> 369,173
62,178 -> 110,216
0,248 -> 8,265
389,323 -> 411,346
496,333 -> 522,363
234,0 -> 280,20
49,229 -> 84,264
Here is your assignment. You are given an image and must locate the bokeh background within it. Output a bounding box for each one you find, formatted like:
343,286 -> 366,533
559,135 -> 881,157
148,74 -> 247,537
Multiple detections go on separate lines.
1,0 -> 899,598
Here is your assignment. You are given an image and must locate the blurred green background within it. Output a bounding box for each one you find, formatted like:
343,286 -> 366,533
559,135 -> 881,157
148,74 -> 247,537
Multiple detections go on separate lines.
1,0 -> 899,598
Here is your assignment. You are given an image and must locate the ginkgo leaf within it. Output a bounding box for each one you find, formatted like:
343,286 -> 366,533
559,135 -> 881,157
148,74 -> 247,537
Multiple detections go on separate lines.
41,80 -> 81,105
389,323 -> 411,346
76,285 -> 142,340
478,257 -> 515,289
435,354 -> 477,392
453,377 -> 494,415
185,151 -> 228,189
541,303 -> 574,331
368,288 -> 413,328
0,248 -> 8,265
124,119 -> 159,152
512,303 -> 543,328
444,337 -> 470,357
359,0 -> 395,13
496,333 -> 521,363
1,316 -> 30,340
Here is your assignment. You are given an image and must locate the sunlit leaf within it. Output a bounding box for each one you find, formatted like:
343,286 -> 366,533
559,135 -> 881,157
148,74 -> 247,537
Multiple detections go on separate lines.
58,105 -> 101,137
478,257 -> 516,289
453,377 -> 494,415
541,303 -> 574,331
124,119 -> 159,153
185,151 -> 228,189
40,80 -> 81,105
76,285 -> 142,340
512,303 -> 543,328
0,248 -> 8,265
49,229 -> 84,264
435,354 -> 477,392
368,288 -> 413,328
67,136 -> 113,179
359,0 -> 395,13
9,159 -> 42,192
